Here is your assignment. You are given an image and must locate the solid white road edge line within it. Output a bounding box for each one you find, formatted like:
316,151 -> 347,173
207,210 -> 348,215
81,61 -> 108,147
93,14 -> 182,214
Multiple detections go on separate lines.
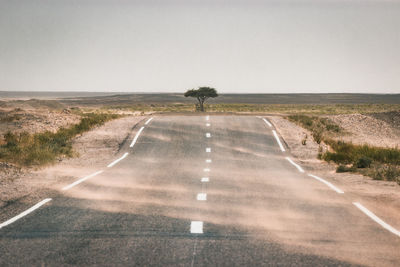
285,157 -> 305,173
107,152 -> 129,168
0,198 -> 52,229
308,174 -> 344,194
197,193 -> 207,201
144,117 -> 153,125
191,221 -> 203,234
272,130 -> 285,152
130,126 -> 145,147
263,118 -> 272,127
62,170 -> 104,191
353,202 -> 400,238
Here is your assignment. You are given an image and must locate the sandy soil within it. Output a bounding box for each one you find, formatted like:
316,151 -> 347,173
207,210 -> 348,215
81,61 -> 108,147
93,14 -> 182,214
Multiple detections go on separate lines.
0,107 -> 80,136
328,113 -> 400,148
0,116 -> 144,219
269,115 -> 400,230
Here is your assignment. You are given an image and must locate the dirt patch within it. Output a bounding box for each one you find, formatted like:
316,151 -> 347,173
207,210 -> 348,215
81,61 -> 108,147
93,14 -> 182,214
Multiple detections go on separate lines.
327,113 -> 400,148
0,116 -> 144,216
0,107 -> 80,136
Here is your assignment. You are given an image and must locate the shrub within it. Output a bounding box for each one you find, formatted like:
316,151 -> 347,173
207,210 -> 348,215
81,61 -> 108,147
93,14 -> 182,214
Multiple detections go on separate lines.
356,156 -> 372,168
0,113 -> 121,167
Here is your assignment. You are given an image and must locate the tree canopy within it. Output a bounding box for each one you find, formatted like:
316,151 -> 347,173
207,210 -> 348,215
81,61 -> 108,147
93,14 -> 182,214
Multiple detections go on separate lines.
184,87 -> 218,112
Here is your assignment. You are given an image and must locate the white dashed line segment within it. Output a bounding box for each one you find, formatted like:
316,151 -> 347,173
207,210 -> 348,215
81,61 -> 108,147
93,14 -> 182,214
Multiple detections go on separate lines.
206,148 -> 211,153
107,152 -> 129,168
285,157 -> 305,173
206,123 -> 210,127
191,221 -> 204,234
201,177 -> 209,182
0,198 -> 52,230
204,168 -> 210,172
206,133 -> 211,138
263,118 -> 272,127
130,127 -> 145,147
353,202 -> 400,238
308,174 -> 344,194
62,170 -> 104,191
206,159 -> 212,163
205,116 -> 209,121
272,130 -> 285,152
197,193 -> 207,201
144,117 -> 153,125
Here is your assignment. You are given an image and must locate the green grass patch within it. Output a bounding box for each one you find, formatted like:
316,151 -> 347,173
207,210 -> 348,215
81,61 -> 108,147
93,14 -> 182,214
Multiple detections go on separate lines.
0,113 -> 121,167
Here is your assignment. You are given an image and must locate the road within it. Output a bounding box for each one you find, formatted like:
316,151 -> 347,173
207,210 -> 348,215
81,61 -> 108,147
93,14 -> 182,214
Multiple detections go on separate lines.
0,116 -> 399,266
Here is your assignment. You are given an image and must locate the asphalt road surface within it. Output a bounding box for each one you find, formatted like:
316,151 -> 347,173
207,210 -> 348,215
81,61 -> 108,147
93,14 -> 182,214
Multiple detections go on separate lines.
1,116 -> 399,266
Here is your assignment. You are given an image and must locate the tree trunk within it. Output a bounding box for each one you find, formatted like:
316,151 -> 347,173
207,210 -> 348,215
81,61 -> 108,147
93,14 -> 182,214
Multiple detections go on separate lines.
199,100 -> 204,112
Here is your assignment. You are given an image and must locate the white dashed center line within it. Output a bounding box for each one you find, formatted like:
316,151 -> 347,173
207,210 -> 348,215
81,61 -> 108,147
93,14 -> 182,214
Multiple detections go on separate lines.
206,123 -> 210,127
0,198 -> 52,230
144,117 -> 153,125
353,202 -> 400,238
205,116 -> 209,121
107,152 -> 129,168
62,170 -> 104,191
206,133 -> 211,138
130,126 -> 145,147
204,168 -> 210,172
308,174 -> 344,194
285,157 -> 305,173
197,193 -> 207,201
201,177 -> 209,182
206,148 -> 211,153
205,159 -> 212,163
190,221 -> 203,234
272,130 -> 285,152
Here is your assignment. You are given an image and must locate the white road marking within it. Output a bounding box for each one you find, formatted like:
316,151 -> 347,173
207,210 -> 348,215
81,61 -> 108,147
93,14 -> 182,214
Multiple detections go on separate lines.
206,148 -> 211,153
272,130 -> 285,152
206,116 -> 209,121
203,168 -> 210,172
144,117 -> 153,125
206,123 -> 211,127
130,126 -> 145,147
206,159 -> 212,163
353,202 -> 400,238
206,133 -> 211,138
0,198 -> 52,229
201,177 -> 209,182
285,157 -> 305,173
62,170 -> 104,191
263,118 -> 272,127
107,152 -> 129,168
308,174 -> 344,194
191,221 -> 203,234
197,193 -> 207,201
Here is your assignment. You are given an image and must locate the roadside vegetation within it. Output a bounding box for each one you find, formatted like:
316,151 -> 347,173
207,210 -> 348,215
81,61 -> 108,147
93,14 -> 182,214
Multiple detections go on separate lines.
288,114 -> 400,184
0,113 -> 121,167
107,103 -> 400,115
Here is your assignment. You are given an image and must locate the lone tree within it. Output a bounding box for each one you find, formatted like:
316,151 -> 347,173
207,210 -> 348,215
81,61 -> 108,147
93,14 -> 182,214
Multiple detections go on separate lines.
184,86 -> 218,112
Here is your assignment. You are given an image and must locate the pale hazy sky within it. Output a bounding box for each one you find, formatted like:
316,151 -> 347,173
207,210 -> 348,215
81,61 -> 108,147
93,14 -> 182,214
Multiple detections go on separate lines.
0,0 -> 399,93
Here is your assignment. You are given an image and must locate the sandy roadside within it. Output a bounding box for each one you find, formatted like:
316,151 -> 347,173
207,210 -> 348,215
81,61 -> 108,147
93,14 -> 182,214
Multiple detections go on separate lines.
0,116 -> 145,221
269,115 -> 400,231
